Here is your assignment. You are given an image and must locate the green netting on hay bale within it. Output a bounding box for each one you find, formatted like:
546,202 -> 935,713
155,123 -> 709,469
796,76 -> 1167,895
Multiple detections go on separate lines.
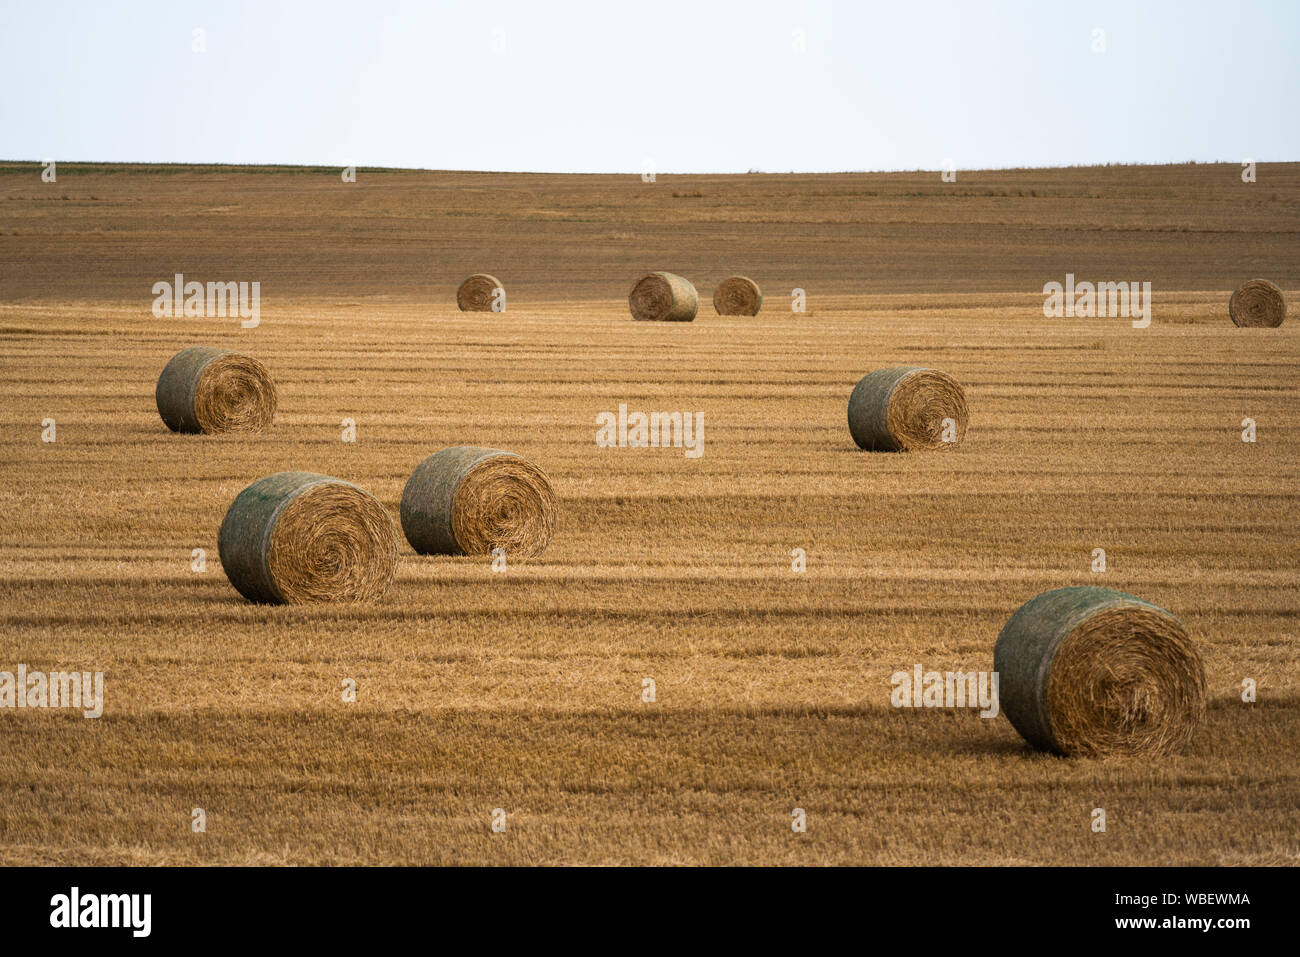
847,366 -> 968,452
994,586 -> 1206,757
156,346 -> 276,434
628,271 -> 698,321
400,447 -> 557,558
218,471 -> 398,604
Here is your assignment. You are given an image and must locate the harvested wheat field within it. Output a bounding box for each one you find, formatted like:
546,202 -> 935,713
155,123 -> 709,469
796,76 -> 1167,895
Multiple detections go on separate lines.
0,162 -> 1297,865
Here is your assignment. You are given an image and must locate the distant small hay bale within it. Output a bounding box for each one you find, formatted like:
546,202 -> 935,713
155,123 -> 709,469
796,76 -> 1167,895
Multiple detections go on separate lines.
457,274 -> 505,312
1228,279 -> 1286,327
628,271 -> 698,322
713,276 -> 762,316
218,472 -> 398,604
155,346 -> 276,434
401,447 -> 557,558
847,367 -> 968,452
994,586 -> 1207,757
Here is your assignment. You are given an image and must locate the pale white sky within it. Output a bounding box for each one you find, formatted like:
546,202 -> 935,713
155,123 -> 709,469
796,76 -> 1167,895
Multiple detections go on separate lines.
1,0 -> 1296,172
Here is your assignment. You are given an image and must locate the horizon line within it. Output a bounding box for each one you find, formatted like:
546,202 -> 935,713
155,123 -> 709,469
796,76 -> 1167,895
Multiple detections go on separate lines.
0,158 -> 1290,176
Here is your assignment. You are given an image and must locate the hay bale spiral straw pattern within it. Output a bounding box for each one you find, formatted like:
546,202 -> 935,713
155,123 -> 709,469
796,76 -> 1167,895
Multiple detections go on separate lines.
457,274 -> 505,312
218,472 -> 398,604
401,447 -> 557,558
994,586 -> 1206,757
156,346 -> 277,434
628,271 -> 698,322
712,276 -> 763,315
847,367 -> 968,451
1228,278 -> 1287,327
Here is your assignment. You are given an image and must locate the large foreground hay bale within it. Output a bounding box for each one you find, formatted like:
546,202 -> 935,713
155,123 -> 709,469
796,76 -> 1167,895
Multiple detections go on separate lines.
457,274 -> 505,312
156,346 -> 277,434
1228,278 -> 1286,327
994,586 -> 1206,757
401,447 -> 557,558
713,276 -> 762,315
847,367 -> 968,451
628,271 -> 698,322
218,472 -> 398,604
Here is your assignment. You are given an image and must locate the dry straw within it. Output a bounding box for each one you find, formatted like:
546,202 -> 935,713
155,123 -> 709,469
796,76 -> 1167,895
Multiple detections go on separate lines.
156,346 -> 277,434
847,367 -> 968,451
994,586 -> 1207,757
713,276 -> 763,315
401,447 -> 557,558
457,274 -> 504,312
628,271 -> 699,321
1228,278 -> 1287,327
218,472 -> 398,604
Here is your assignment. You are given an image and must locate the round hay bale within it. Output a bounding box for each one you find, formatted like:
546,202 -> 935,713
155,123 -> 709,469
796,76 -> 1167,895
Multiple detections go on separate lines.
457,274 -> 505,312
713,276 -> 762,316
628,271 -> 698,322
400,447 -> 557,558
218,471 -> 398,604
155,346 -> 277,434
1228,278 -> 1286,327
994,586 -> 1206,757
847,367 -> 968,451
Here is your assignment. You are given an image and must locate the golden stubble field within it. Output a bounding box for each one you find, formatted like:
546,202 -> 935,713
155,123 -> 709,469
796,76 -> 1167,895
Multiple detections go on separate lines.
0,163 -> 1296,864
